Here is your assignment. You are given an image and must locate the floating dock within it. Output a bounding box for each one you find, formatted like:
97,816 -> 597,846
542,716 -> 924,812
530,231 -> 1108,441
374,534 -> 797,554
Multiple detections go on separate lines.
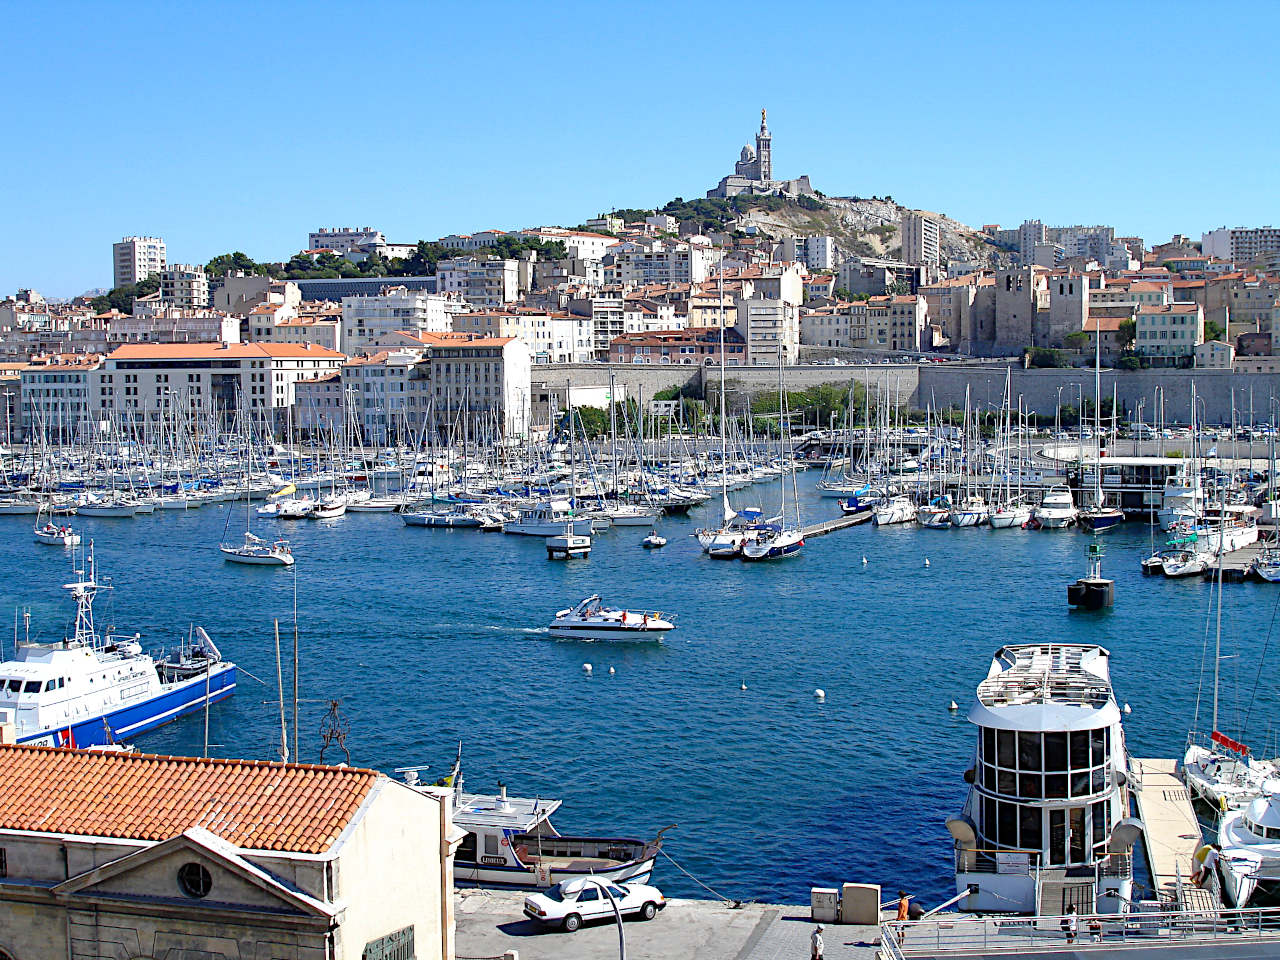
1208,540 -> 1266,583
1131,757 -> 1204,906
801,513 -> 870,538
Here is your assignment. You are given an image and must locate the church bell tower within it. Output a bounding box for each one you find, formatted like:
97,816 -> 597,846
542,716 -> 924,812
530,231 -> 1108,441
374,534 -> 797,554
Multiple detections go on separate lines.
755,108 -> 772,182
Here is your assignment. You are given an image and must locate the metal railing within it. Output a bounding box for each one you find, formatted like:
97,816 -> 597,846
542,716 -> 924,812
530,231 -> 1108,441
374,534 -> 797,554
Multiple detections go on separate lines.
880,905 -> 1280,957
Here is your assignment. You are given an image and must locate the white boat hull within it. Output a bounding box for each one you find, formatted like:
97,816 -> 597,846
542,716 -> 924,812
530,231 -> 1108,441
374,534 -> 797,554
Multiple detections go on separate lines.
220,547 -> 295,566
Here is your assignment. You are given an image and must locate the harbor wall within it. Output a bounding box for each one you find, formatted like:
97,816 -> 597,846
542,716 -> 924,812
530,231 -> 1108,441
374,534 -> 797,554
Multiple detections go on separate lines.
916,366 -> 1280,423
538,362 -> 1278,423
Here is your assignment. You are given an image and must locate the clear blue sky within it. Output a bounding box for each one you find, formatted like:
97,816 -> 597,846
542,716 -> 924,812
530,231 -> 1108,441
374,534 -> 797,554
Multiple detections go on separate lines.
5,0 -> 1277,297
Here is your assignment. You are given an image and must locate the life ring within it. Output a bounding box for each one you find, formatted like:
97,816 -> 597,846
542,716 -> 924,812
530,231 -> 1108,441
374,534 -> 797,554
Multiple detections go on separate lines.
500,837 -> 510,847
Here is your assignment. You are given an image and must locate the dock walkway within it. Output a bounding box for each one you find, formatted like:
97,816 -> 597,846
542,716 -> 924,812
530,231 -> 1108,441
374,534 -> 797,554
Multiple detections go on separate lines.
802,513 -> 870,538
1208,540 -> 1266,582
1131,757 -> 1202,905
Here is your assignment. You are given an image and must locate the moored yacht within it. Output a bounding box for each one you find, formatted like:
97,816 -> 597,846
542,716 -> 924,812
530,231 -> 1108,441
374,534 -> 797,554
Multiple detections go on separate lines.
504,500 -> 592,537
1032,485 -> 1077,529
1218,788 -> 1280,906
548,596 -> 673,640
873,495 -> 917,526
947,643 -> 1137,914
220,531 -> 294,566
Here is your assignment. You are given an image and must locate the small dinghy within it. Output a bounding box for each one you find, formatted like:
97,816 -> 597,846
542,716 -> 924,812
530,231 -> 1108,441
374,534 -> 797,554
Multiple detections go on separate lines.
642,529 -> 666,549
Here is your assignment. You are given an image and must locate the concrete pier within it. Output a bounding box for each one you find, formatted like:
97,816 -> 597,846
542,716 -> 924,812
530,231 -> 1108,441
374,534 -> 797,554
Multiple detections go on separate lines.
1131,757 -> 1203,906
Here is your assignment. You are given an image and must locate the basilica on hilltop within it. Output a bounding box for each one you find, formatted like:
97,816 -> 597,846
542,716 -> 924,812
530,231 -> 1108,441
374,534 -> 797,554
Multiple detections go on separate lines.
707,110 -> 816,199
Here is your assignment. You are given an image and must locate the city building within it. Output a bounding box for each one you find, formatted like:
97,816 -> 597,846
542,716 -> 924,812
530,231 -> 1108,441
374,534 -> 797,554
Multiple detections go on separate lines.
585,215 -> 624,234
734,294 -> 799,365
1080,316 -> 1126,366
608,326 -> 747,365
613,240 -> 721,285
19,354 -> 104,441
1201,226 -> 1280,266
340,285 -> 465,353
1018,220 -> 1046,264
307,226 -> 385,254
1195,339 -> 1235,368
110,307 -> 241,345
112,236 -> 167,289
707,110 -> 816,199
1133,302 -> 1204,365
901,213 -> 941,266
517,228 -> 618,261
435,257 -> 519,308
836,257 -> 926,297
778,235 -> 836,270
0,744 -> 456,960
450,309 -> 592,364
158,264 -> 210,309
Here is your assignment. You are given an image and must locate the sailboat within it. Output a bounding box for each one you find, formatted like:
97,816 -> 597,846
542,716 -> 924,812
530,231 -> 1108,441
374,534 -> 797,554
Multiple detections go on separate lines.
546,399 -> 590,560
33,500 -> 81,547
741,343 -> 803,561
1078,326 -> 1124,533
220,433 -> 295,566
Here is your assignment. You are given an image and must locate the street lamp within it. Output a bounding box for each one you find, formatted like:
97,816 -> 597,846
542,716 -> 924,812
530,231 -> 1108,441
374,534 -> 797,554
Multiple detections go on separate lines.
571,877 -> 627,960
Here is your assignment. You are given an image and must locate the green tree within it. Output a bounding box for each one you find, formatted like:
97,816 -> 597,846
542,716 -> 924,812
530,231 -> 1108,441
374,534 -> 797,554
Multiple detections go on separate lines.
91,274 -> 161,314
1064,331 -> 1089,352
1205,318 -> 1226,342
1117,318 -> 1137,350
1028,347 -> 1068,368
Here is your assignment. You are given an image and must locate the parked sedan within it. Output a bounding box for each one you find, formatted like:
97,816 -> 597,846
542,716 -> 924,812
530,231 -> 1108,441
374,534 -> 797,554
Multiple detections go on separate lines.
524,878 -> 666,932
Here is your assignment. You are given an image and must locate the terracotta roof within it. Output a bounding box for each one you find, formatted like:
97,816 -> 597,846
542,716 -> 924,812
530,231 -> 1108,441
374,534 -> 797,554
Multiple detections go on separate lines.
0,745 -> 377,854
1084,316 -> 1123,332
395,331 -> 515,348
107,343 -> 345,360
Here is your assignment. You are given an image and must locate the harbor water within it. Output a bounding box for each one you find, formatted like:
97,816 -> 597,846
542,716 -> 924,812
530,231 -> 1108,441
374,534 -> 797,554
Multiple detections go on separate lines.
3,474 -> 1277,906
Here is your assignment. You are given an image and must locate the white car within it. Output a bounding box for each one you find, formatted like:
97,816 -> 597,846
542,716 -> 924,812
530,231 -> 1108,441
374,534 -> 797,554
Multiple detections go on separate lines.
523,877 -> 666,932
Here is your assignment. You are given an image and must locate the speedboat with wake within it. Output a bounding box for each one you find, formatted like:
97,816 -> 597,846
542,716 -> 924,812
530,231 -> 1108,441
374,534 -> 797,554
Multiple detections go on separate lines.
548,596 -> 674,641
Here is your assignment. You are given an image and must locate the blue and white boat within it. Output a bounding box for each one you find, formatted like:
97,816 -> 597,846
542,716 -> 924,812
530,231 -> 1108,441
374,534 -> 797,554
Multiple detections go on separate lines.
0,548 -> 235,748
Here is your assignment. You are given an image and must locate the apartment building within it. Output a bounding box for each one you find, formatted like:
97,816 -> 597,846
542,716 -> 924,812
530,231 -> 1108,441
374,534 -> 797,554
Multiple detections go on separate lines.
340,285 -> 464,352
518,227 -> 618,261
1134,302 -> 1204,365
435,257 -> 520,308
19,354 -> 104,440
901,213 -> 940,266
569,293 -> 626,358
109,307 -> 240,345
608,326 -> 747,365
613,240 -> 721,285
450,309 -> 592,364
778,235 -> 836,270
798,295 -> 929,352
1202,226 -> 1280,266
112,236 -> 167,288
734,295 -> 799,365
307,226 -> 385,254
158,264 -> 210,309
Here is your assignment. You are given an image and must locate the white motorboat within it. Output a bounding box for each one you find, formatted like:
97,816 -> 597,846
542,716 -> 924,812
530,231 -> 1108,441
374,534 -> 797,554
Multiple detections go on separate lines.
1033,485 -> 1077,528
77,497 -> 138,518
346,496 -> 402,512
505,500 -> 591,537
33,521 -> 81,547
548,596 -> 674,640
155,494 -> 202,510
1218,788 -> 1280,906
1256,549 -> 1280,583
402,507 -> 482,528
946,643 -> 1137,915
0,495 -> 41,515
642,530 -> 666,549
872,496 -> 917,526
220,531 -> 294,566
604,504 -> 663,527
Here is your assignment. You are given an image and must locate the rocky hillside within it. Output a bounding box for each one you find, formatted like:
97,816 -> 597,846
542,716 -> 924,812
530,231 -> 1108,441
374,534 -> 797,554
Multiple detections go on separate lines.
731,195 -> 1011,268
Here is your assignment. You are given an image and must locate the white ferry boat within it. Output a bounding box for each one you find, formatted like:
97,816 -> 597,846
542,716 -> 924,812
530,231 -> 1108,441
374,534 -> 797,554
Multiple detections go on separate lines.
398,764 -> 667,889
548,596 -> 674,641
0,549 -> 236,748
947,643 -> 1138,915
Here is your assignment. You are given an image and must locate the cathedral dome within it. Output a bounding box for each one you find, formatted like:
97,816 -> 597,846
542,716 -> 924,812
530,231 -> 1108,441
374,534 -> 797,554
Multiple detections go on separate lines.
740,144 -> 755,161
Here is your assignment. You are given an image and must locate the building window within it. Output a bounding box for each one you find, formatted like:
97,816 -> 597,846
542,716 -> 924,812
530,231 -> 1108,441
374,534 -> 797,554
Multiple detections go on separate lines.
177,861 -> 213,899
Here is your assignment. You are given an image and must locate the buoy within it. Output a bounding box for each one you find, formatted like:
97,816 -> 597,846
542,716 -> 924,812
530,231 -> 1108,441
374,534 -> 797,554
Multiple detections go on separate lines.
1123,703 -> 1131,714
815,688 -> 826,701
924,558 -> 931,568
608,666 -> 615,675
740,680 -> 747,691
948,700 -> 959,712
583,663 -> 592,674
861,556 -> 868,565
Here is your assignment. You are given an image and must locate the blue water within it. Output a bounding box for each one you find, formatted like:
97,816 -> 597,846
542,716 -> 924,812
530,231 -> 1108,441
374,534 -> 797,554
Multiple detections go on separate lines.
3,477 -> 1279,906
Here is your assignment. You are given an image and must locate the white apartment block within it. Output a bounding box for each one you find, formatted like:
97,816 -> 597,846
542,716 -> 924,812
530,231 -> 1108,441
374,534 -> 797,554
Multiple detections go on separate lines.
613,240 -> 721,285
779,235 -> 836,270
94,342 -> 345,424
800,296 -> 929,352
734,295 -> 799,366
436,257 -> 520,308
112,236 -> 167,288
901,214 -> 940,266
451,310 -> 592,364
435,230 -> 507,251
1134,302 -> 1204,365
586,216 -> 624,234
1201,226 -> 1280,266
645,214 -> 678,232
19,355 -> 104,440
569,294 -> 626,358
340,285 -> 464,352
518,228 -> 618,261
308,226 -> 384,254
1018,220 -> 1046,264
159,264 -> 210,308
109,308 -> 240,345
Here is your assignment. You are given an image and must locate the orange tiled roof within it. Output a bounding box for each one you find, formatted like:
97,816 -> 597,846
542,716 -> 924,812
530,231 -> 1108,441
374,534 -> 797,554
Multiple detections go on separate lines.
0,745 -> 378,854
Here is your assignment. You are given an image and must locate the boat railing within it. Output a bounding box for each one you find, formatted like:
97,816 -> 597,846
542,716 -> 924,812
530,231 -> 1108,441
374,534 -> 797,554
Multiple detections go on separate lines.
1097,852 -> 1132,880
956,846 -> 1041,876
881,905 -> 1280,957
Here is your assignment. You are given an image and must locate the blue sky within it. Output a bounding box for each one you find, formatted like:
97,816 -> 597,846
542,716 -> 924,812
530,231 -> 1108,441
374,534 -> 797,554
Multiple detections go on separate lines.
4,0 -> 1278,296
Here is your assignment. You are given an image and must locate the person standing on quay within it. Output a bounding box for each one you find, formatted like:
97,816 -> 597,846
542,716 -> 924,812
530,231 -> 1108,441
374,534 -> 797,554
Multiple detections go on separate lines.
810,923 -> 824,960
896,890 -> 912,945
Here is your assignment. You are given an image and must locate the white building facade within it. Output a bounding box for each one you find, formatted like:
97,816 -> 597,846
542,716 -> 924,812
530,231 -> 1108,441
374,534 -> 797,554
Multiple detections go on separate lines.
112,236 -> 167,289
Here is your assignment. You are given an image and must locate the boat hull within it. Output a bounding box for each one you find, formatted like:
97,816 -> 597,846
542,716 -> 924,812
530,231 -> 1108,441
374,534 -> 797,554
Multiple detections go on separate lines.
220,547 -> 294,566
17,664 -> 236,748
